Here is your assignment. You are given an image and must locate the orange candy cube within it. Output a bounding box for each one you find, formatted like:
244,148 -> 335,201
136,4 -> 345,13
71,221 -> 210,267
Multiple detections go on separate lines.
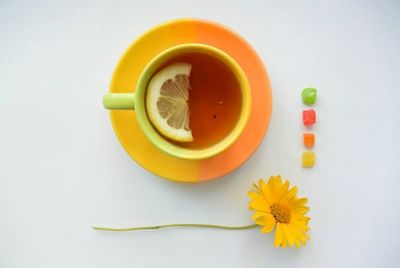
303,133 -> 315,148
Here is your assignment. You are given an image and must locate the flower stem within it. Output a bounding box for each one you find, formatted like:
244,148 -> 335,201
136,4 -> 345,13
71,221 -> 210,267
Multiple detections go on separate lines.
92,223 -> 258,232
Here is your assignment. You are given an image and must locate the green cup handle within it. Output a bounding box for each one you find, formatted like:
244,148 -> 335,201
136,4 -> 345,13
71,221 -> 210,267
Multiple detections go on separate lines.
103,93 -> 135,110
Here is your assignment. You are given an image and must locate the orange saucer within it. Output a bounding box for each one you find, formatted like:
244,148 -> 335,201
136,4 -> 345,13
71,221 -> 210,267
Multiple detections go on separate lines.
108,19 -> 272,183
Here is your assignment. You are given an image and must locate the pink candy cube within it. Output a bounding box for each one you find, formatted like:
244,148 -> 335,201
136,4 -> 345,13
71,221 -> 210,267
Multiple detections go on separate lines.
303,109 -> 316,126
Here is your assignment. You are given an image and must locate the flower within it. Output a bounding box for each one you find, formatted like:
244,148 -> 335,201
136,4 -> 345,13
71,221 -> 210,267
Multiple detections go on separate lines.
248,176 -> 310,248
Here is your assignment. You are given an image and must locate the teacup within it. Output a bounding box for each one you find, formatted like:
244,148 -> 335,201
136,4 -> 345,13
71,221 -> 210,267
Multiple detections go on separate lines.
103,43 -> 251,160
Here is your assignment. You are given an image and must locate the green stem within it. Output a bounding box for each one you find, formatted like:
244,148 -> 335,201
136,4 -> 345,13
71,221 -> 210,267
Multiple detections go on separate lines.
92,223 -> 258,232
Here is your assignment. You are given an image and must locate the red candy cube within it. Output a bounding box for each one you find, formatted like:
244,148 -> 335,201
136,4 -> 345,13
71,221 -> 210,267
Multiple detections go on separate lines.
303,109 -> 316,126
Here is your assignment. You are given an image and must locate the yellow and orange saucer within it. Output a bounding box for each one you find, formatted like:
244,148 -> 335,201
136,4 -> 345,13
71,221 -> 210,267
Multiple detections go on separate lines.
108,18 -> 272,183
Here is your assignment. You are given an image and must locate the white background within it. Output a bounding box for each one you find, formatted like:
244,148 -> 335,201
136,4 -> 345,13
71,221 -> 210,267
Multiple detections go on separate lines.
1,1 -> 399,267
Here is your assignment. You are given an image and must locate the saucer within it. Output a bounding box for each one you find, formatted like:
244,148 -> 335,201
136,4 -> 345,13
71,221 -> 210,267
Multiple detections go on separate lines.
108,18 -> 272,183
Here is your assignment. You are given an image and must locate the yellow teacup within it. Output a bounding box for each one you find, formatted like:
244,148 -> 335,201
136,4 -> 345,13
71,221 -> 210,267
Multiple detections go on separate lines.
103,43 -> 251,160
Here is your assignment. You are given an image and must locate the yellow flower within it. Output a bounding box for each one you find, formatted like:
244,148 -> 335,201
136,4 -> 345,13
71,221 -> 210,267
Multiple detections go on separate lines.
248,176 -> 310,248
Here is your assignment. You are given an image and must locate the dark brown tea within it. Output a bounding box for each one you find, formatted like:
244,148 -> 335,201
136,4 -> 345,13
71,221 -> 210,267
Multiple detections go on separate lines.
158,52 -> 242,149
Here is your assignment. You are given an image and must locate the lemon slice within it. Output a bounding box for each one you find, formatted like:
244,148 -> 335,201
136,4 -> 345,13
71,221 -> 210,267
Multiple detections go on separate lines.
146,63 -> 193,142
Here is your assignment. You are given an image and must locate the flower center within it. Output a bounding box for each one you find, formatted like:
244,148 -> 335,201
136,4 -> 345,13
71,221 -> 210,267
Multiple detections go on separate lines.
270,203 -> 291,224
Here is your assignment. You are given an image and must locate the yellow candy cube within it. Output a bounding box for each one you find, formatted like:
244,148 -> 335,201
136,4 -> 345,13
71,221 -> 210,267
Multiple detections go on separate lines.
302,152 -> 316,168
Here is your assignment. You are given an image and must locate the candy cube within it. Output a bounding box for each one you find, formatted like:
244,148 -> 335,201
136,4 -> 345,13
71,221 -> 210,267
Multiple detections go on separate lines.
303,109 -> 316,126
302,87 -> 317,105
302,152 -> 316,168
303,133 -> 315,148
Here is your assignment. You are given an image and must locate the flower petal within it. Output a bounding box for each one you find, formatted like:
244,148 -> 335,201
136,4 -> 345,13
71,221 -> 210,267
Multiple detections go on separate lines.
260,178 -> 273,204
299,232 -> 308,245
260,219 -> 276,233
274,223 -> 284,247
294,238 -> 301,248
256,213 -> 276,230
264,176 -> 277,203
291,220 -> 311,233
289,221 -> 310,246
298,230 -> 310,246
293,206 -> 310,215
288,223 -> 303,248
291,214 -> 311,226
282,224 -> 295,247
251,211 -> 267,220
248,192 -> 270,212
291,198 -> 308,208
281,233 -> 287,248
248,191 -> 267,204
277,180 -> 290,201
272,176 -> 284,201
283,186 -> 298,202
258,178 -> 266,189
249,201 -> 268,212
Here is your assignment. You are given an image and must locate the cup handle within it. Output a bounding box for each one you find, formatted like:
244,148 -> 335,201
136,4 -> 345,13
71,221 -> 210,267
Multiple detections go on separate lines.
103,93 -> 135,110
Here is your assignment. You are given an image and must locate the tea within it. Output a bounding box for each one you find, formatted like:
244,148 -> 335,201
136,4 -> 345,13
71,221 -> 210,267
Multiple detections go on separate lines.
158,52 -> 242,149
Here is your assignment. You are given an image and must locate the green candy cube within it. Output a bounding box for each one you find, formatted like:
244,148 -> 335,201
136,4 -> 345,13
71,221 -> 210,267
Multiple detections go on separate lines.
302,87 -> 317,105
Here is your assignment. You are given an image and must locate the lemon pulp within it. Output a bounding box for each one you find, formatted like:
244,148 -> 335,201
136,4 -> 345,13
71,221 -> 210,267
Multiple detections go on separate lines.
146,63 -> 193,142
